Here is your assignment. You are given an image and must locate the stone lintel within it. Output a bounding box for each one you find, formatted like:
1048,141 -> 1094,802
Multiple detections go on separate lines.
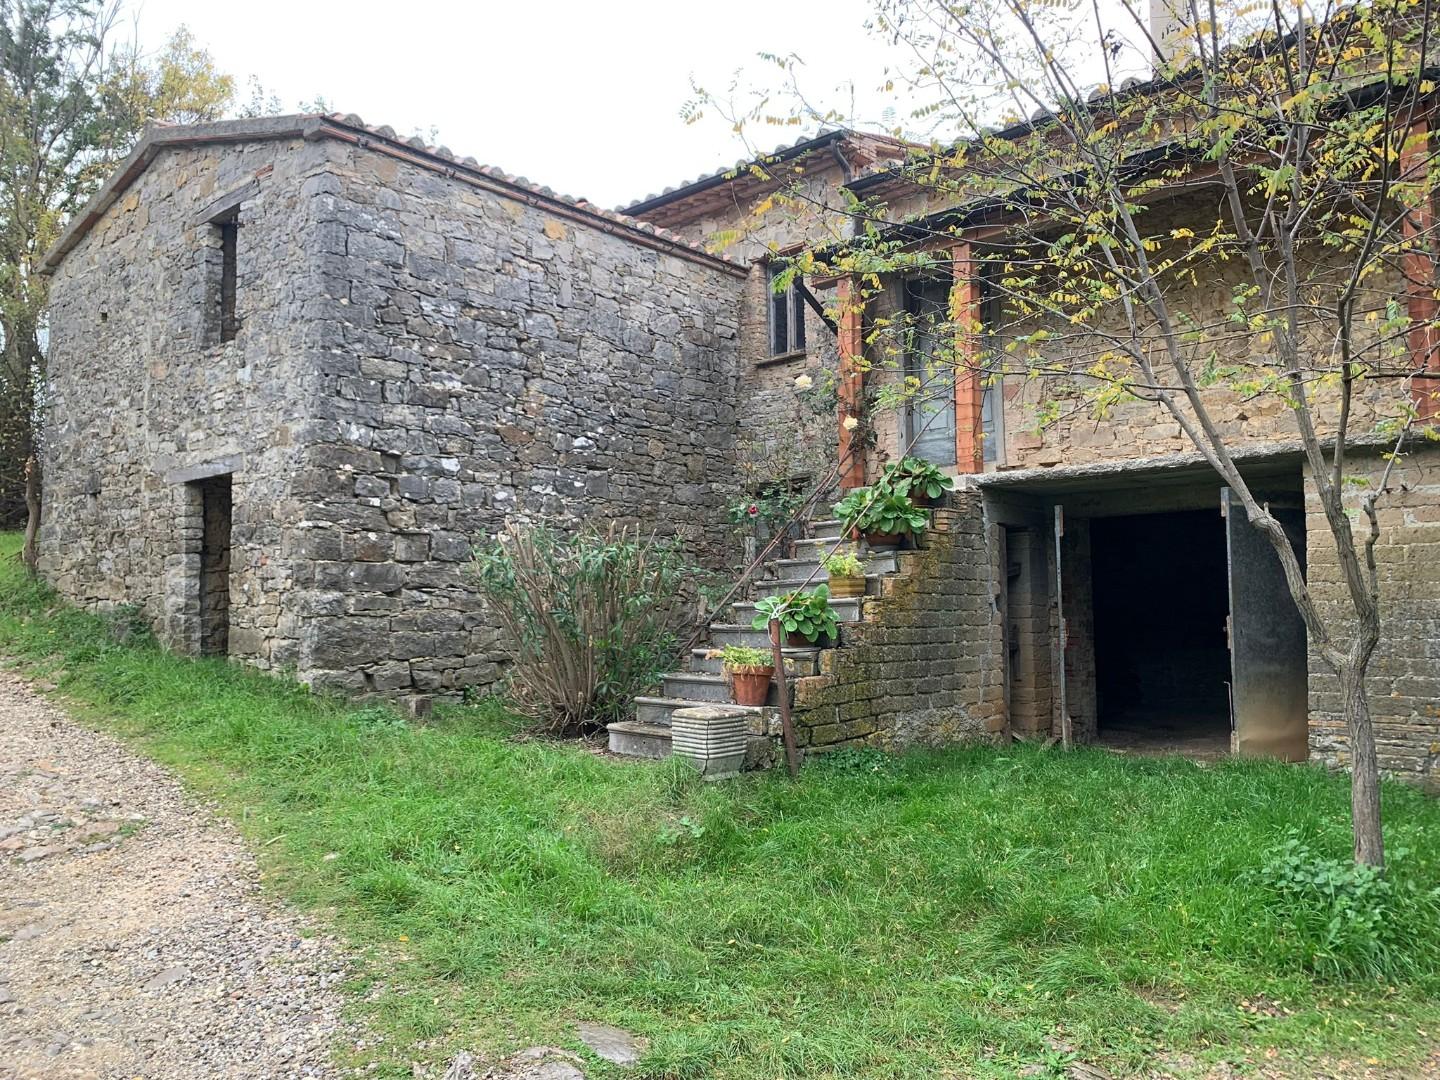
164,457 -> 241,485
191,179 -> 262,227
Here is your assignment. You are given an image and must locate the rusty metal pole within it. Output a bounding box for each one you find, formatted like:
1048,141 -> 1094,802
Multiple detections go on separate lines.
769,617 -> 800,777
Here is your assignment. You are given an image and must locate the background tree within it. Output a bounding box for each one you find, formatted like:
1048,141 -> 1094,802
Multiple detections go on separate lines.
0,2 -> 236,568
714,0 -> 1439,866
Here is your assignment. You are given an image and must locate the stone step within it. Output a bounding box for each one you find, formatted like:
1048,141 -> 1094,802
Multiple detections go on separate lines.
633,695 -> 773,729
768,575 -> 883,596
689,647 -> 821,676
793,516 -> 937,558
764,550 -> 901,578
789,535 -> 918,561
707,619 -> 866,650
734,596 -> 863,624
707,622 -> 780,649
810,518 -> 844,535
791,535 -> 850,560
663,671 -> 780,706
607,720 -> 673,759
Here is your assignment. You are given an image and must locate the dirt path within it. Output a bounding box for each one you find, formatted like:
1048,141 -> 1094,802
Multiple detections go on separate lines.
0,672 -> 350,1079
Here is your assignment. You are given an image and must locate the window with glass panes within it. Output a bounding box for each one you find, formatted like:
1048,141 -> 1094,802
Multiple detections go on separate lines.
768,262 -> 807,357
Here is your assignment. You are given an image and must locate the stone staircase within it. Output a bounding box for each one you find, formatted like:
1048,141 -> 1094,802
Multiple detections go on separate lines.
606,517 -> 907,761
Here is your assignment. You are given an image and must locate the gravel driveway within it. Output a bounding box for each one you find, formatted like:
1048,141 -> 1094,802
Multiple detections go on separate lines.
0,671 -> 349,1079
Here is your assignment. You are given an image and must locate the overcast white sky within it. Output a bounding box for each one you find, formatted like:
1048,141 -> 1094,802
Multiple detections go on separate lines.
130,0 -> 896,210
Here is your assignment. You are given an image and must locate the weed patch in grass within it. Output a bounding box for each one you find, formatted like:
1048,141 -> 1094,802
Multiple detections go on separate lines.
0,535 -> 1437,1077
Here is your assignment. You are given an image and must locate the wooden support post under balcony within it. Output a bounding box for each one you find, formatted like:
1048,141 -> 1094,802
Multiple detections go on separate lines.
951,242 -> 985,473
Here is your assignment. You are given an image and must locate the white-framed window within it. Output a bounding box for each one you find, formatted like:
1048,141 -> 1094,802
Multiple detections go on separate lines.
903,269 -> 1006,469
903,276 -> 958,467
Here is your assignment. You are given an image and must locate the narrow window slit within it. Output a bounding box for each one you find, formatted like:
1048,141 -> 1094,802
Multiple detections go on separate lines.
219,218 -> 239,342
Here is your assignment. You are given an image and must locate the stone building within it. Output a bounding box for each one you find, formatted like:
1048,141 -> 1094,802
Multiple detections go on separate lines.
39,109 -> 1440,786
619,109 -> 1440,786
39,115 -> 752,697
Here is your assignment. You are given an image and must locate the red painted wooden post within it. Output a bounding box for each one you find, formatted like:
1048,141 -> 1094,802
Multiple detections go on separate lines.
951,242 -> 985,472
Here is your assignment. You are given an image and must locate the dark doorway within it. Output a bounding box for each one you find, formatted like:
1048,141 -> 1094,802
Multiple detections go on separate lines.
197,475 -> 232,656
1090,509 -> 1230,755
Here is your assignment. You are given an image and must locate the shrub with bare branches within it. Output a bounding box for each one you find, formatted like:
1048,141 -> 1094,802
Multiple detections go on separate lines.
473,522 -> 696,735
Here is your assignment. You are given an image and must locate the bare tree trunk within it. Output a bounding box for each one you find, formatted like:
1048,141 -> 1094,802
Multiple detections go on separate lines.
1339,662 -> 1384,867
21,452 -> 39,576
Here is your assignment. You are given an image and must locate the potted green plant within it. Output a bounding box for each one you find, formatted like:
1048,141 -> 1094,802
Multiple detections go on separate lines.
833,487 -> 929,548
820,549 -> 866,598
881,456 -> 955,506
714,644 -> 775,707
751,585 -> 841,647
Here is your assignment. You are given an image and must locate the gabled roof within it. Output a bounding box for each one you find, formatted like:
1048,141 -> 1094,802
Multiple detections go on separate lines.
622,128 -> 917,230
41,113 -> 748,275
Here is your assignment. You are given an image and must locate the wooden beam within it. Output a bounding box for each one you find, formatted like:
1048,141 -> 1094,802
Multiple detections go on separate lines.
796,278 -> 838,335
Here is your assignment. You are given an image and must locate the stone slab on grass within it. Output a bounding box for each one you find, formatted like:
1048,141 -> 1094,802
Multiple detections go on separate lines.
575,1021 -> 647,1065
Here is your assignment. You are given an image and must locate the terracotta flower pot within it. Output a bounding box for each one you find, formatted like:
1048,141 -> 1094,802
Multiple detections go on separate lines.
727,665 -> 775,707
863,529 -> 906,548
827,574 -> 865,599
767,622 -> 830,650
785,629 -> 837,648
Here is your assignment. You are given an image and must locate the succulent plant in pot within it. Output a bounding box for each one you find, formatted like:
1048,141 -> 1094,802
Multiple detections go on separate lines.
833,487 -> 929,548
880,456 -> 955,506
750,585 -> 841,647
715,644 -> 774,706
820,548 -> 866,598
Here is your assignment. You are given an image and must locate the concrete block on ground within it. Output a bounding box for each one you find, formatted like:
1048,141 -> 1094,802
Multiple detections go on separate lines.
671,705 -> 749,779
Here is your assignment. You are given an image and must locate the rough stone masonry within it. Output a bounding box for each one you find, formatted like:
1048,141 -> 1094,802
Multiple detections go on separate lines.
37,111 -> 1440,787
40,115 -> 745,698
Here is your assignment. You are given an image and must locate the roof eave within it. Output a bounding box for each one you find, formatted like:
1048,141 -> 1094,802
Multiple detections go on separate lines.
40,114 -> 748,277
39,115 -> 324,274
621,128 -> 855,217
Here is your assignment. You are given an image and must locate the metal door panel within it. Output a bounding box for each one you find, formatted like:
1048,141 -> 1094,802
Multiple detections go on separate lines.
1223,488 -> 1309,761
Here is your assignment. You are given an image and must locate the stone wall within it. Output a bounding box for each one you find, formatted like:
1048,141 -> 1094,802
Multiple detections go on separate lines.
42,124 -> 748,699
789,495 -> 1007,750
40,137 -> 333,671
644,163 -> 854,497
198,476 -> 233,656
652,161 -> 855,265
1002,526 -> 1054,737
290,139 -> 745,694
735,264 -> 840,506
1306,444 -> 1440,789
1057,516 -> 1099,743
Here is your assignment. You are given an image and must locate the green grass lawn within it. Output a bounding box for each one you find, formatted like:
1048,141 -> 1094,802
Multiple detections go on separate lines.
1,536 -> 1438,1078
